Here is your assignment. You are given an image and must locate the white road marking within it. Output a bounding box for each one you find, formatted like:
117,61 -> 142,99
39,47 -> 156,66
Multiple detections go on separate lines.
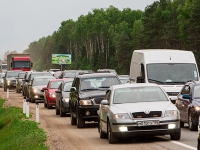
170,141 -> 196,150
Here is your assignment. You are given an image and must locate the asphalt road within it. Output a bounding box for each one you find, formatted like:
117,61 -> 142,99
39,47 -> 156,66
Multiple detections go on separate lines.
0,88 -> 198,150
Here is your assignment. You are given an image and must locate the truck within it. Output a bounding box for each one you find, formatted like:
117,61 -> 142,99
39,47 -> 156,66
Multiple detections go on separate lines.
129,49 -> 199,103
7,53 -> 33,71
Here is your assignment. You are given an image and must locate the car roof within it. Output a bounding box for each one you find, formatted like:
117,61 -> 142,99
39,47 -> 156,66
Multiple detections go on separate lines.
30,72 -> 51,74
77,72 -> 118,78
110,83 -> 159,90
48,79 -> 65,82
33,76 -> 55,79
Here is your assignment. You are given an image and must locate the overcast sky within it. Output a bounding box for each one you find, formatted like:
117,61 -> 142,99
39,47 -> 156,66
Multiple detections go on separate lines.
0,0 -> 156,60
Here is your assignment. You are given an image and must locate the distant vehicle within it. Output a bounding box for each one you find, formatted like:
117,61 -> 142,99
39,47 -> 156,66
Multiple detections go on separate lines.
0,72 -> 5,87
98,83 -> 180,143
15,71 -> 26,93
175,80 -> 200,131
58,70 -> 91,79
53,71 -> 62,79
55,79 -> 73,117
7,53 -> 33,71
118,75 -> 129,84
3,70 -> 21,91
130,49 -> 199,103
42,79 -> 64,109
49,69 -> 60,72
29,76 -> 56,103
0,64 -> 7,73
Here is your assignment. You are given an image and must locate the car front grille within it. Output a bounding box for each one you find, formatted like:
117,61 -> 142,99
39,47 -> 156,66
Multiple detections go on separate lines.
167,92 -> 179,96
93,97 -> 104,104
132,111 -> 162,118
128,124 -> 168,131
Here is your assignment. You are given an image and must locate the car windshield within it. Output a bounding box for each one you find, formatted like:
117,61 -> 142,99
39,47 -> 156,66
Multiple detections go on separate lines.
33,78 -> 53,86
147,63 -> 198,84
64,72 -> 76,78
7,72 -> 20,77
30,73 -> 51,80
63,81 -> 72,91
194,85 -> 200,99
13,61 -> 30,68
50,81 -> 62,89
113,86 -> 168,104
81,77 -> 119,90
19,73 -> 25,78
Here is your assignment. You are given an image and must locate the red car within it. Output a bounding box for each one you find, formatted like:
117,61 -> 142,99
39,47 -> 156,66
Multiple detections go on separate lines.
43,79 -> 64,109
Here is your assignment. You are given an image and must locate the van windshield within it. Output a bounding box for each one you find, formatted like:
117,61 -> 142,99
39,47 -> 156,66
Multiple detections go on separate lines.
147,63 -> 198,84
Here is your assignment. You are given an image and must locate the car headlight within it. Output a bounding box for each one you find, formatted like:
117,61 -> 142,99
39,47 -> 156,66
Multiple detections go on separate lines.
113,113 -> 130,120
49,92 -> 56,98
79,100 -> 92,105
62,98 -> 69,102
33,88 -> 39,93
7,80 -> 11,85
164,110 -> 178,117
195,107 -> 200,111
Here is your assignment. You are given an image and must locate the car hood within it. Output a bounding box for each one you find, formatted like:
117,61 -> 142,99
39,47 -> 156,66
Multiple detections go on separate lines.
192,99 -> 200,107
33,85 -> 47,90
111,101 -> 177,113
62,91 -> 70,98
80,90 -> 106,99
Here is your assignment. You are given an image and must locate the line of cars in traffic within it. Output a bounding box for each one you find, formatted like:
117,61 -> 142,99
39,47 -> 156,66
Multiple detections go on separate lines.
1,68 -> 199,145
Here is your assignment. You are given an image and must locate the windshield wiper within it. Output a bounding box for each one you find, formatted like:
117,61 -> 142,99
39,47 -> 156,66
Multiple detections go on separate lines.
81,88 -> 98,91
99,86 -> 110,88
148,79 -> 165,84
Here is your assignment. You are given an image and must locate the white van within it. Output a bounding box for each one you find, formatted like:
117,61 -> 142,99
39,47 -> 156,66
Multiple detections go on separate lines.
130,49 -> 199,102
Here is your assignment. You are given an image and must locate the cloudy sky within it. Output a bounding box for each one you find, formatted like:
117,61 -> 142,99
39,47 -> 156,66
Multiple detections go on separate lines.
0,0 -> 156,60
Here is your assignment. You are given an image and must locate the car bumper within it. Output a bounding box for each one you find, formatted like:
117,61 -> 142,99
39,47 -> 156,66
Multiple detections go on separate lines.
61,101 -> 70,112
110,119 -> 180,137
47,97 -> 56,106
78,105 -> 99,119
31,93 -> 44,101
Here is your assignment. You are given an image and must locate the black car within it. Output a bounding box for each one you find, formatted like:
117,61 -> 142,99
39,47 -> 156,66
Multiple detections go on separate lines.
69,72 -> 121,128
175,80 -> 200,131
55,79 -> 73,117
16,71 -> 26,93
3,70 -> 21,91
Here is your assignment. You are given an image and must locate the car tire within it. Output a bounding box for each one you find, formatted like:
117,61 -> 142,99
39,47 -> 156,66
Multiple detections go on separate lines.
188,112 -> 198,131
44,101 -> 47,108
99,120 -> 107,139
180,121 -> 184,128
47,102 -> 51,109
198,139 -> 200,150
170,128 -> 181,140
108,121 -> 118,144
76,111 -> 85,128
4,85 -> 6,92
60,103 -> 66,117
55,105 -> 60,115
30,98 -> 35,103
70,106 -> 77,125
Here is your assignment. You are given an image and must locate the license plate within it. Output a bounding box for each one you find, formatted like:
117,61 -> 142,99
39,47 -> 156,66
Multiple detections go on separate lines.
137,120 -> 159,126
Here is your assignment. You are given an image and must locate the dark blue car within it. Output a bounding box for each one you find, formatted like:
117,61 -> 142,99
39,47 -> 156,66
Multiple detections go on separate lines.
175,80 -> 200,131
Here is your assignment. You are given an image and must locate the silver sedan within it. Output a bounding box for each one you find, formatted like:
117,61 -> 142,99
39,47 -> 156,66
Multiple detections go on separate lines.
98,83 -> 181,143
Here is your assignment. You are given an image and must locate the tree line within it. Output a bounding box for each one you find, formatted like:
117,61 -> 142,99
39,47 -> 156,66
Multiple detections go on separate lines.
23,0 -> 200,74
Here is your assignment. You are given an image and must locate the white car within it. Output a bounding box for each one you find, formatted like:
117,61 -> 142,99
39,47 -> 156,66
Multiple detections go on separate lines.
98,83 -> 181,143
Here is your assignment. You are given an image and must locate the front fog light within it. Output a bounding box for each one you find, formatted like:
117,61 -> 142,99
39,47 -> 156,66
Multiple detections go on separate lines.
119,126 -> 128,132
85,111 -> 90,116
168,124 -> 176,129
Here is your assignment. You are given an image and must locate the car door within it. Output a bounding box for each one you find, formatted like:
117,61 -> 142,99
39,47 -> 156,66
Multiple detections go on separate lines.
101,90 -> 111,132
44,81 -> 51,103
177,85 -> 190,122
56,82 -> 62,108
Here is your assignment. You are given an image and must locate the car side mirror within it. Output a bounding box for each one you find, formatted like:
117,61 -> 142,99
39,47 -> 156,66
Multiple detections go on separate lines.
101,100 -> 109,105
55,90 -> 61,93
136,76 -> 145,83
183,94 -> 190,99
70,87 -> 77,93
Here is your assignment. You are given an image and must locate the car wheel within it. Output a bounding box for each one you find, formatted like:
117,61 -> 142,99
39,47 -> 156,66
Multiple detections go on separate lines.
30,98 -> 35,103
47,102 -> 51,109
180,121 -> 184,128
60,103 -> 66,117
198,139 -> 200,150
188,112 -> 198,131
99,120 -> 107,139
55,105 -> 60,115
70,106 -> 77,125
76,111 -> 85,128
108,121 -> 118,143
170,128 -> 181,140
44,101 -> 47,108
4,85 -> 6,92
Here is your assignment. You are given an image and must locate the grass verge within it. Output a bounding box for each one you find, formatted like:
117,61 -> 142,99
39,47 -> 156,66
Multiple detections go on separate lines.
0,99 -> 49,150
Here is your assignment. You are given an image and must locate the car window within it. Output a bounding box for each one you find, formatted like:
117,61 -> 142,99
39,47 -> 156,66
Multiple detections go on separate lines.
63,81 -> 72,92
113,86 -> 168,104
181,85 -> 190,95
50,81 -> 62,89
194,85 -> 200,99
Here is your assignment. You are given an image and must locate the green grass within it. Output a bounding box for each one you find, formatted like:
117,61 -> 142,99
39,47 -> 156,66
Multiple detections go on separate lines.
0,99 -> 49,150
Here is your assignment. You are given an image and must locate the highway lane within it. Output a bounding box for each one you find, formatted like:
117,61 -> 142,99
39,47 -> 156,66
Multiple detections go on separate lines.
0,89 -> 198,150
